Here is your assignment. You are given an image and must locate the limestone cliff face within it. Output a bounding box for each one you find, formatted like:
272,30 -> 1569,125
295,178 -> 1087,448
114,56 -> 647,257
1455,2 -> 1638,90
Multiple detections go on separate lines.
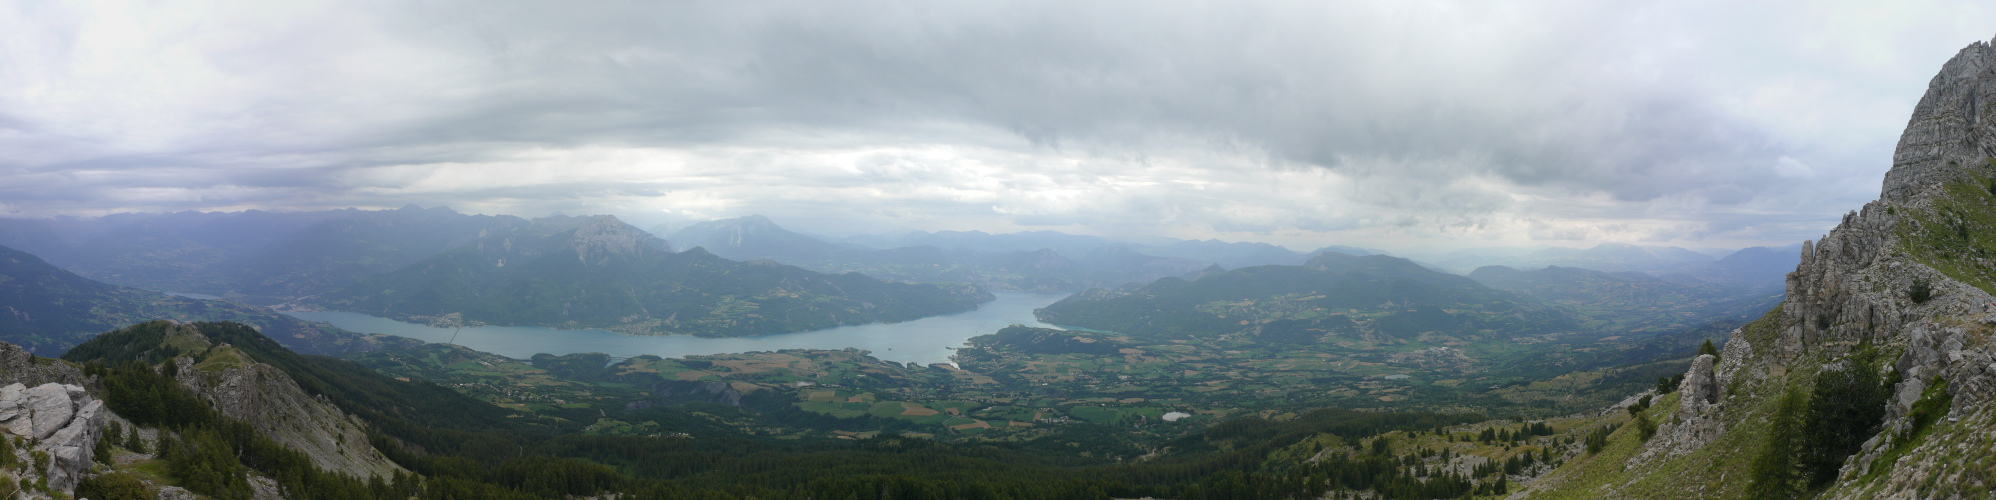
1883,38 -> 1996,204
171,346 -> 404,481
1631,34 -> 1996,499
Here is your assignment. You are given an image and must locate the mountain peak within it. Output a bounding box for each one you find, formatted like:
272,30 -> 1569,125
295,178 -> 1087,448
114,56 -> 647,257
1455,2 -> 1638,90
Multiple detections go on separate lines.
668,215 -> 840,262
566,215 -> 664,263
1882,35 -> 1996,203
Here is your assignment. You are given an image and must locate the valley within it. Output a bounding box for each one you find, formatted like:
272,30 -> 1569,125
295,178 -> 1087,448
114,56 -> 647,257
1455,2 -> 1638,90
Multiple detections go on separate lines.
0,201 -> 1798,499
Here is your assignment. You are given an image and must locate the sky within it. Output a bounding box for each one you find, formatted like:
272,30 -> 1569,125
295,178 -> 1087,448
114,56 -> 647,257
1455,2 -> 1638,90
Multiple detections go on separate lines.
1,1 -> 1990,253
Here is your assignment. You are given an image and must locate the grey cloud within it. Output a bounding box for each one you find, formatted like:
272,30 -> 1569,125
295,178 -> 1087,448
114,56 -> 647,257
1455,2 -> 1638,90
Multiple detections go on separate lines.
0,0 -> 1988,250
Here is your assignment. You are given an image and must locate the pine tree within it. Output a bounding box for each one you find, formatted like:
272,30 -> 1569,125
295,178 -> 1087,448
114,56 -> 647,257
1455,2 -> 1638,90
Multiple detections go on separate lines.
1748,387 -> 1805,499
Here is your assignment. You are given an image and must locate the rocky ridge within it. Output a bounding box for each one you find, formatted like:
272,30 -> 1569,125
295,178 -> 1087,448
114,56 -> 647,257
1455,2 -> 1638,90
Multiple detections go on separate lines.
158,326 -> 405,481
1528,34 -> 1996,499
1770,34 -> 1996,499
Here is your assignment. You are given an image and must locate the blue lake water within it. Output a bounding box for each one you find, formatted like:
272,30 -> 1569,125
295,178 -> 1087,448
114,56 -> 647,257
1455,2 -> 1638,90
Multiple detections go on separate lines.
285,291 -> 1070,366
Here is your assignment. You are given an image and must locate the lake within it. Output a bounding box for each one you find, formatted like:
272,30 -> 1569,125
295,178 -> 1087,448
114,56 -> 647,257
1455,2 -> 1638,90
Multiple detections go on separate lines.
285,291 -> 1071,366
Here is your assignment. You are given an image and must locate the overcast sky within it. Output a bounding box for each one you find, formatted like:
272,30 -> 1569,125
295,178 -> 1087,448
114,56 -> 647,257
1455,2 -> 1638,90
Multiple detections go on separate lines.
1,1 -> 1990,252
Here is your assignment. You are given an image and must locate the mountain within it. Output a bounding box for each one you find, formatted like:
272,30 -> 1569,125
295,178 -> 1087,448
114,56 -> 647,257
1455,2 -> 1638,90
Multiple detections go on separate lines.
1664,242 -> 1805,292
63,321 -> 407,480
312,215 -> 991,337
1425,242 -> 1717,274
47,320 -> 609,499
1468,264 -> 1782,333
0,242 -> 406,355
667,214 -> 846,262
0,206 -> 529,303
1140,239 -> 1308,268
221,206 -> 529,300
664,215 -> 1217,291
1310,244 -> 1380,256
847,229 -> 1116,256
1526,35 -> 1996,498
1036,252 -> 1576,341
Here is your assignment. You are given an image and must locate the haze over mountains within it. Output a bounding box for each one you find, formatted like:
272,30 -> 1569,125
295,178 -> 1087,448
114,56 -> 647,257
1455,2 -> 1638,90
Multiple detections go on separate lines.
664,214 -> 1801,295
314,215 -> 990,337
0,242 -> 407,355
0,128 -> 1923,500
5,1 -> 1992,497
0,206 -> 1807,346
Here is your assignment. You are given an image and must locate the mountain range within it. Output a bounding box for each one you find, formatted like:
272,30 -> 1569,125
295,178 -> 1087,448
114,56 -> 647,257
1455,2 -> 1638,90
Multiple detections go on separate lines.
0,205 -> 528,304
311,215 -> 990,337
1036,252 -> 1578,342
0,242 -> 407,355
1468,264 -> 1783,334
669,214 -> 1406,292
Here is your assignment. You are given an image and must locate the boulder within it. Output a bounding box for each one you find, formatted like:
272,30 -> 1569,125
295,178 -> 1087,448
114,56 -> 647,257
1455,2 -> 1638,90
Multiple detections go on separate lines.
157,486 -> 198,500
24,383 -> 75,440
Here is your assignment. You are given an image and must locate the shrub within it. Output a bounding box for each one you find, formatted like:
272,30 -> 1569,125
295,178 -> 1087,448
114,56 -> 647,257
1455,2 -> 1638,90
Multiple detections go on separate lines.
1583,424 -> 1618,455
1657,374 -> 1685,394
1747,387 -> 1805,499
1799,350 -> 1891,488
75,472 -> 154,500
1910,279 -> 1932,304
1634,412 -> 1657,442
1699,339 -> 1721,359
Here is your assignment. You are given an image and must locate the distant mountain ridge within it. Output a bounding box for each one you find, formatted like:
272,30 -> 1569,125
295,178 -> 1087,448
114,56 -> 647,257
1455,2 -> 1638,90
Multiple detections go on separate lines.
0,205 -> 528,303
1468,264 -> 1782,333
0,243 -> 408,355
1425,242 -> 1800,292
1036,252 -> 1577,342
670,215 -> 1389,292
315,215 -> 990,337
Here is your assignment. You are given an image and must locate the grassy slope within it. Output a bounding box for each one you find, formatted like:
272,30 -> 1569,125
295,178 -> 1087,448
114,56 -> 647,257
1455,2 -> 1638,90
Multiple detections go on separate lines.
1896,160 -> 1996,295
1521,309 -> 1791,499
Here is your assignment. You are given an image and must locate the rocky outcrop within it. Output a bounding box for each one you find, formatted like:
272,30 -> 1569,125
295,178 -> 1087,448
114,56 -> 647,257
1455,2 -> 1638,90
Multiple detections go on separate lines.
157,486 -> 197,500
1627,354 -> 1725,468
171,348 -> 404,481
1722,34 -> 1996,499
0,382 -> 105,493
1882,38 -> 1996,203
1543,34 -> 1996,500
0,342 -> 87,388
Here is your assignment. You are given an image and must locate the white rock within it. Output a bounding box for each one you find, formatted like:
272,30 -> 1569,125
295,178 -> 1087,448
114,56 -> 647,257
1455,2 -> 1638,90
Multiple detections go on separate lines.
24,383 -> 72,440
157,485 -> 198,500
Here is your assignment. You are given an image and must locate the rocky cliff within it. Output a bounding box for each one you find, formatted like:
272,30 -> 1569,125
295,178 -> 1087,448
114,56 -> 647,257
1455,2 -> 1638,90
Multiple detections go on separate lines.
1766,35 -> 1996,499
154,324 -> 405,481
1523,34 -> 1996,499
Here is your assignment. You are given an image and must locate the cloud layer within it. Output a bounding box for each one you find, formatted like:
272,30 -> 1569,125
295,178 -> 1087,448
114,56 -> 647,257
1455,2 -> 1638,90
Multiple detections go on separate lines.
1,0 -> 1989,251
